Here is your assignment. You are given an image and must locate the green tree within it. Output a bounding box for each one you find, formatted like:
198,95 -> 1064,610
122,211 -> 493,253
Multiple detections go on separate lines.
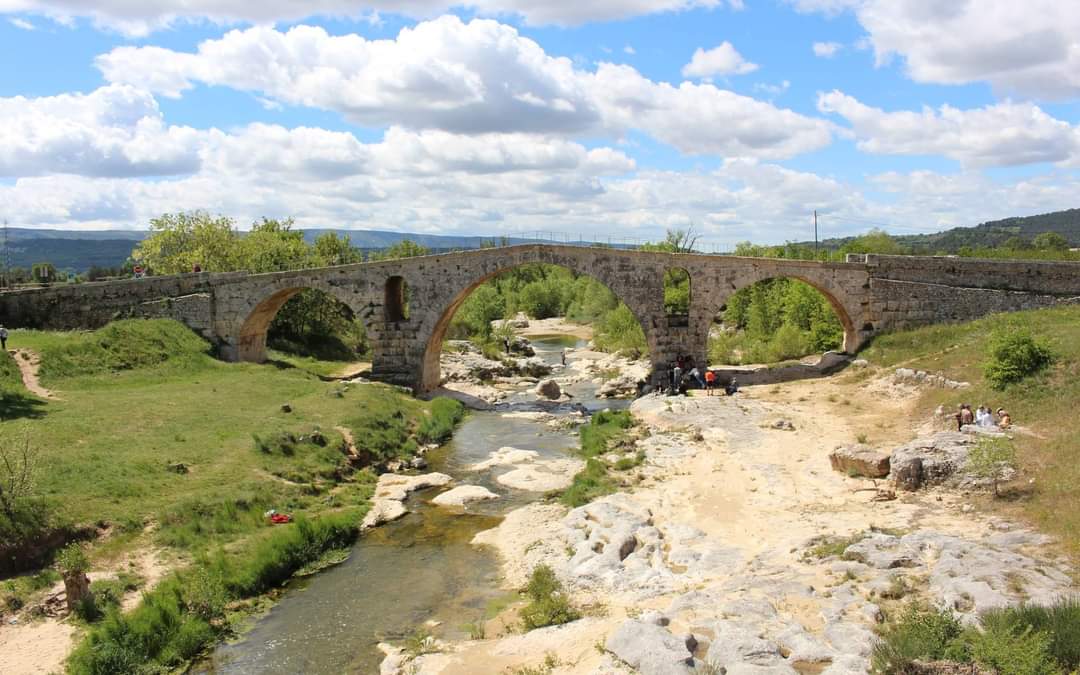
368,240 -> 430,261
1001,236 -> 1031,251
967,437 -> 1016,497
133,211 -> 242,274
841,229 -> 906,256
311,233 -> 363,267
1032,232 -> 1069,251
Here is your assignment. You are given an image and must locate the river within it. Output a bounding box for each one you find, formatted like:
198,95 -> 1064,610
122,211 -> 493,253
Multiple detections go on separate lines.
200,336 -> 624,674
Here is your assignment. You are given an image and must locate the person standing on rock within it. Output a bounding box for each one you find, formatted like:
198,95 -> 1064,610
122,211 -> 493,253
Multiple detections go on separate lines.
672,363 -> 683,394
704,369 -> 716,395
0,325 -> 7,351
560,349 -> 566,366
503,336 -> 511,354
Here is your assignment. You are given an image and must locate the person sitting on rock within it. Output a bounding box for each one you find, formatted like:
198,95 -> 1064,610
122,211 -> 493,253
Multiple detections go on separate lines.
688,366 -> 705,389
997,408 -> 1012,428
725,377 -> 739,396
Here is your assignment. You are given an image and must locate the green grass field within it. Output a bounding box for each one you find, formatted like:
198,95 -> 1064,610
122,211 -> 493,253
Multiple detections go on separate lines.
0,320 -> 443,558
861,304 -> 1080,554
0,319 -> 466,672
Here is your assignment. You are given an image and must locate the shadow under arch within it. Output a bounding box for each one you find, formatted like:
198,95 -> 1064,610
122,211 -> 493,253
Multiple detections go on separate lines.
235,283 -> 370,363
418,263 -> 655,393
713,273 -> 860,355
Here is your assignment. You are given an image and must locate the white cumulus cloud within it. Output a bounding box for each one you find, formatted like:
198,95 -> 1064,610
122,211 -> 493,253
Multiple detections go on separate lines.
0,84 -> 201,178
818,90 -> 1080,168
97,18 -> 833,160
794,0 -> 1080,99
681,41 -> 758,78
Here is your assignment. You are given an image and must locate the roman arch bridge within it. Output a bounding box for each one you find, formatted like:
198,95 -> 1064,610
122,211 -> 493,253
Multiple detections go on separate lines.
3,245 -> 1079,393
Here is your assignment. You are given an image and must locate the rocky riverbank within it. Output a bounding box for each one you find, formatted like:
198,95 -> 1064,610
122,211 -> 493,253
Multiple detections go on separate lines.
382,367 -> 1076,675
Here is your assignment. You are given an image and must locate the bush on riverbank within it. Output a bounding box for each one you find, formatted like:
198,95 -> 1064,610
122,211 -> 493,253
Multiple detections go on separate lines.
519,564 -> 580,631
68,512 -> 361,674
871,600 -> 1080,675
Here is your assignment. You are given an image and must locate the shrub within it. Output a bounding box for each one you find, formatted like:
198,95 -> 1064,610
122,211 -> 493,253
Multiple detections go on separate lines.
983,328 -> 1053,389
981,599 -> 1080,671
967,622 -> 1058,675
870,604 -> 967,673
967,437 -> 1017,496
519,565 -> 580,631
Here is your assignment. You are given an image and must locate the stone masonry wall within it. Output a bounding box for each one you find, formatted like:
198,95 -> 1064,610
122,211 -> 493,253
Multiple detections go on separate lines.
867,278 -> 1075,333
2,246 -> 1077,393
862,254 -> 1080,295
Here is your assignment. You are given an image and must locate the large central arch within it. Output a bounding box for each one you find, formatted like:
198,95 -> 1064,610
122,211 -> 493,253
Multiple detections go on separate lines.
418,263 -> 658,393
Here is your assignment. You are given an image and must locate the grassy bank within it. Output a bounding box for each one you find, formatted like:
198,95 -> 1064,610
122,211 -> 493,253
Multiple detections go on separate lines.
561,410 -> 639,508
0,319 -> 466,671
859,305 -> 1080,554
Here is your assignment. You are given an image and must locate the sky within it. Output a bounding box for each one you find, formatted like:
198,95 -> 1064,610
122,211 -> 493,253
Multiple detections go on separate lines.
1,1 -> 1078,248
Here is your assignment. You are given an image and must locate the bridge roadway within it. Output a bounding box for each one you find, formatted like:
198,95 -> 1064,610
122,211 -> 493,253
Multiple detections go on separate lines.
3,244 -> 1079,392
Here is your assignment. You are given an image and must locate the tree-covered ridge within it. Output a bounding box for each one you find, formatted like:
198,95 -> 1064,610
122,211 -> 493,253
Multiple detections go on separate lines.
809,207 -> 1080,255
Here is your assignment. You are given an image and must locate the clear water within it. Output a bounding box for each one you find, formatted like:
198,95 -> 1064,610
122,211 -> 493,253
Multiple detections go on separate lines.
200,337 -> 624,674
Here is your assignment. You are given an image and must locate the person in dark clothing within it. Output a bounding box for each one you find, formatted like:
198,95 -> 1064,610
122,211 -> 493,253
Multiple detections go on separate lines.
0,325 -> 7,351
725,377 -> 739,396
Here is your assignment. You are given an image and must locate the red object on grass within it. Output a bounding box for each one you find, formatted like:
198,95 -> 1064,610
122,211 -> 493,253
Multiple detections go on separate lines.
270,513 -> 292,524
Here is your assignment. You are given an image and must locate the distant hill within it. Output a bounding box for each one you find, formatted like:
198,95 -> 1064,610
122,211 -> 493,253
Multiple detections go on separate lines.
7,207 -> 1079,273
813,208 -> 1080,252
0,227 -> 548,273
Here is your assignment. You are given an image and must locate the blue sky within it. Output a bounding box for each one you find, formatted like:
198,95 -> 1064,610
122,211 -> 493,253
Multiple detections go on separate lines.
1,1 -> 1078,246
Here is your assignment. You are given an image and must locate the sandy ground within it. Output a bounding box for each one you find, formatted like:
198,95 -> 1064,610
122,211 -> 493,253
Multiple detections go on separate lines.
516,317 -> 593,340
393,365 -> 1075,674
9,348 -> 57,399
0,547 -> 172,675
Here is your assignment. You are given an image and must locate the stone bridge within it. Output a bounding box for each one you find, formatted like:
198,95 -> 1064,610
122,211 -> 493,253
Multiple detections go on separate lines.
3,245 -> 1079,392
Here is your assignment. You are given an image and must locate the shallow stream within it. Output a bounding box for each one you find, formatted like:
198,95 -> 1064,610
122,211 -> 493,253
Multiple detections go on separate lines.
201,337 -> 621,674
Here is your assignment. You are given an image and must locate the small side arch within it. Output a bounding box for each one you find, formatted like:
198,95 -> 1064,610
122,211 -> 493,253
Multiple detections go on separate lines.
234,282 -> 368,363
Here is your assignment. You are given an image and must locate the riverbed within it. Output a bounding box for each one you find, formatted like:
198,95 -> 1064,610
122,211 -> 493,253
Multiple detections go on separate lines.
200,337 -> 622,673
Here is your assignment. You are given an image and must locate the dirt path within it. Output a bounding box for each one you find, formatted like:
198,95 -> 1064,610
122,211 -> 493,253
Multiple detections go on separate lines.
10,348 -> 57,399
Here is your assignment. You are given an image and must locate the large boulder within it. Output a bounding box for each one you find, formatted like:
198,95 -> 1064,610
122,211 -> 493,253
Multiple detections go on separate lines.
535,378 -> 562,400
829,444 -> 891,478
598,374 -> 640,398
606,620 -> 695,675
889,432 -> 975,491
431,485 -> 499,507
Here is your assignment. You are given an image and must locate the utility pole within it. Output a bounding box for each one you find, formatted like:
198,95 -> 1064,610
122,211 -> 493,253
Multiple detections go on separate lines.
813,210 -> 819,258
